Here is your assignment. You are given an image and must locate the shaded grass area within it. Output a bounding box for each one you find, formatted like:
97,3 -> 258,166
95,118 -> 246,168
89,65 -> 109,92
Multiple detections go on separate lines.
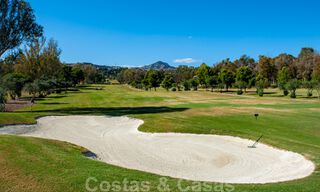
0,85 -> 320,192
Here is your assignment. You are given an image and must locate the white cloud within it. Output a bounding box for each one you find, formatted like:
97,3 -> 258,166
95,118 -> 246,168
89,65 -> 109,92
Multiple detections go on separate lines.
174,58 -> 198,64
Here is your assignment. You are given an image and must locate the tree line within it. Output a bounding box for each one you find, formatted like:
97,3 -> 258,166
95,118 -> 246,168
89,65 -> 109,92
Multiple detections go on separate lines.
0,38 -> 105,109
0,0 -> 105,111
117,49 -> 320,98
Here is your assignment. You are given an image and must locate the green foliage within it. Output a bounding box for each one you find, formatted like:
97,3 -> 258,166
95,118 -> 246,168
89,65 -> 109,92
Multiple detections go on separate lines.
190,78 -> 199,91
235,66 -> 253,92
143,70 -> 163,91
303,80 -> 316,97
236,89 -> 243,95
206,76 -> 218,92
286,79 -> 301,98
278,67 -> 290,96
218,69 -> 234,91
161,74 -> 175,91
71,67 -> 85,85
0,51 -> 20,76
183,80 -> 191,91
257,88 -> 264,97
24,81 -> 39,99
196,63 -> 210,86
175,66 -> 195,83
2,73 -> 30,99
141,78 -> 150,90
15,38 -> 62,80
0,86 -> 7,111
256,76 -> 268,97
0,0 -> 43,57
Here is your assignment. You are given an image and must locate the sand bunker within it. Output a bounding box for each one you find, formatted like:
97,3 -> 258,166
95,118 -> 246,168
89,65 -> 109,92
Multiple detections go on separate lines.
0,116 -> 314,184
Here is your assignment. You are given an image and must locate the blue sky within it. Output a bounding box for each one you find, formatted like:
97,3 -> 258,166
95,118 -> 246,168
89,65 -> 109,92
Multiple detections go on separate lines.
28,0 -> 320,67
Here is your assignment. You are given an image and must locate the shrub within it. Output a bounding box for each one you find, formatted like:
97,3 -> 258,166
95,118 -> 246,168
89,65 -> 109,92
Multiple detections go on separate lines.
171,87 -> 177,92
286,79 -> 300,99
0,87 -> 7,112
183,80 -> 191,91
236,90 -> 243,95
190,78 -> 199,91
257,88 -> 264,97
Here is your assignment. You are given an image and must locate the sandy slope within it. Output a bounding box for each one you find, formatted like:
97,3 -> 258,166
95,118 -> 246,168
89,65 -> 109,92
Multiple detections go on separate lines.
1,116 -> 315,184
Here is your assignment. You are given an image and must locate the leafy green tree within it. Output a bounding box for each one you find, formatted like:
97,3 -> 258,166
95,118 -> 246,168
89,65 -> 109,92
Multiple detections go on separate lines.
161,74 -> 174,91
256,75 -> 268,97
303,80 -> 316,97
144,70 -> 162,91
183,80 -> 191,91
15,38 -> 62,80
60,65 -> 73,88
196,63 -> 210,87
2,73 -> 30,99
141,78 -> 150,91
286,79 -> 300,98
0,0 -> 43,57
0,51 -> 20,76
257,56 -> 277,84
190,78 -> 199,91
235,66 -> 253,92
206,76 -> 218,92
277,67 -> 290,96
37,79 -> 52,97
218,69 -> 234,91
41,39 -> 62,77
0,86 -> 7,111
24,81 -> 39,99
216,58 -> 237,72
71,67 -> 85,85
174,66 -> 195,84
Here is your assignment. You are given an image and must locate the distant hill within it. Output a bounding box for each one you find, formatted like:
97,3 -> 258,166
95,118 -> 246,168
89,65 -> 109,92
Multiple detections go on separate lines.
66,62 -> 125,70
142,61 -> 175,70
66,62 -> 126,79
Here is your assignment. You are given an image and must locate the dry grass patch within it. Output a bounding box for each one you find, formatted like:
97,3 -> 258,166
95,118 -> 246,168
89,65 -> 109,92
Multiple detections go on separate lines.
0,156 -> 52,192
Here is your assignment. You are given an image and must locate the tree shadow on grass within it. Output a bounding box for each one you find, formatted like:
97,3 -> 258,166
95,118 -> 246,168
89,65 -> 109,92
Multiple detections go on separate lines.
40,102 -> 69,105
28,106 -> 189,116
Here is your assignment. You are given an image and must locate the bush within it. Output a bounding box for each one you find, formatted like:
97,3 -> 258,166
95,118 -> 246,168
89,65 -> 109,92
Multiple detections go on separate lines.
283,89 -> 289,96
171,87 -> 177,92
236,90 -> 243,95
286,79 -> 300,99
257,88 -> 264,97
190,78 -> 199,91
307,92 -> 313,97
0,87 -> 7,112
183,80 -> 191,91
56,89 -> 62,94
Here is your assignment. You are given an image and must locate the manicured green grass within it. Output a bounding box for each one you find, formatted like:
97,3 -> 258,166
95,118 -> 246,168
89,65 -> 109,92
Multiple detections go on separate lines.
0,85 -> 319,192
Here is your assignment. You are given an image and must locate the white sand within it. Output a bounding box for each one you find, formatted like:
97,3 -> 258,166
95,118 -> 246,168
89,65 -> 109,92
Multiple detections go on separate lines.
1,116 -> 315,184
